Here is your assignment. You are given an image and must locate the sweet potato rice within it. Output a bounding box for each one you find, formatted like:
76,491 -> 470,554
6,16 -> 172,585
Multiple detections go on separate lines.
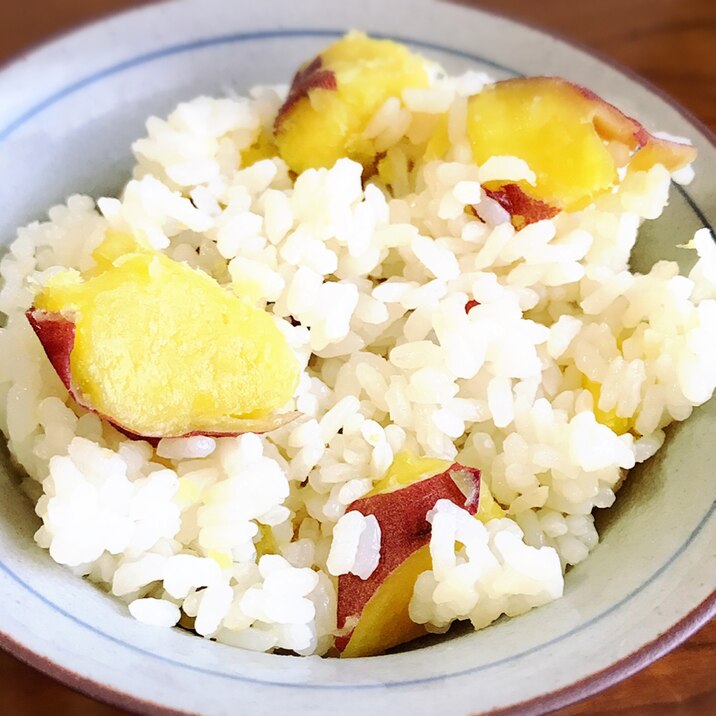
1,33 -> 714,658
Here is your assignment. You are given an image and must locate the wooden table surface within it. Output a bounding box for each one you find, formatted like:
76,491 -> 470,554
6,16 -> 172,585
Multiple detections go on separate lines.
0,0 -> 714,713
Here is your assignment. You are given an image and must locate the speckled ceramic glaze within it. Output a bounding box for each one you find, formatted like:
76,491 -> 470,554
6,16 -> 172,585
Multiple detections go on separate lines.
0,1 -> 713,713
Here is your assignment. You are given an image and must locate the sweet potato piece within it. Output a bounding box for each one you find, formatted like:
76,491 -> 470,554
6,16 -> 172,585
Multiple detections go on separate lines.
274,32 -> 429,173
467,77 -> 696,224
336,457 -> 484,657
28,250 -> 299,439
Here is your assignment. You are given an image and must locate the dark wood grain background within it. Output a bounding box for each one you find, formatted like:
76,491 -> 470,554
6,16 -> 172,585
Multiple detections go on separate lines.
0,1 -> 714,714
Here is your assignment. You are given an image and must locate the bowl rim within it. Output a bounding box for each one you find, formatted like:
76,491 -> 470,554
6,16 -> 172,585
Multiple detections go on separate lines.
0,1 -> 714,714
3,591 -> 714,716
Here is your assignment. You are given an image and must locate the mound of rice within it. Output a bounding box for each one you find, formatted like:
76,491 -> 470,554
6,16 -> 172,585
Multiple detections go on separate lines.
1,69 -> 715,656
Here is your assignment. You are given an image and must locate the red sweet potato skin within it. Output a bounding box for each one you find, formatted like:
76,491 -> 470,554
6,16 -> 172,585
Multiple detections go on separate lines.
26,309 -> 75,392
274,56 -> 337,133
483,184 -> 560,228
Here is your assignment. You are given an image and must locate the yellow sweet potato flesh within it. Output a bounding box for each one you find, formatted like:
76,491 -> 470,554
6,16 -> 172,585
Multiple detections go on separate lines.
366,450 -> 452,496
467,79 -> 619,210
582,377 -> 631,435
34,250 -> 299,437
340,545 -> 433,658
241,129 -> 279,167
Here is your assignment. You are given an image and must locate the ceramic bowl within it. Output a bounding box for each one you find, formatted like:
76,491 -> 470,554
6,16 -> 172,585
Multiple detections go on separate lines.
0,1 -> 714,713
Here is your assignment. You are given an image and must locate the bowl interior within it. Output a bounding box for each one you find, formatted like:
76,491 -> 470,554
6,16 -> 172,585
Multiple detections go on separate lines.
0,1 -> 714,714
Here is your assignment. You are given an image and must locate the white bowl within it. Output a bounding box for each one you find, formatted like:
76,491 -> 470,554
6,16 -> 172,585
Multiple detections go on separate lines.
0,1 -> 714,713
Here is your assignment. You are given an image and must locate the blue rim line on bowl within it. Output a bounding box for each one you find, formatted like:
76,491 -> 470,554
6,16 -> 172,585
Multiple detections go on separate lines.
0,29 -> 517,144
0,30 -> 710,234
0,26 -> 714,691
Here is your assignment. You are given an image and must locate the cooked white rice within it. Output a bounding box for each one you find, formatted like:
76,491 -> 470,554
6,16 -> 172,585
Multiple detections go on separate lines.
1,69 -> 715,657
